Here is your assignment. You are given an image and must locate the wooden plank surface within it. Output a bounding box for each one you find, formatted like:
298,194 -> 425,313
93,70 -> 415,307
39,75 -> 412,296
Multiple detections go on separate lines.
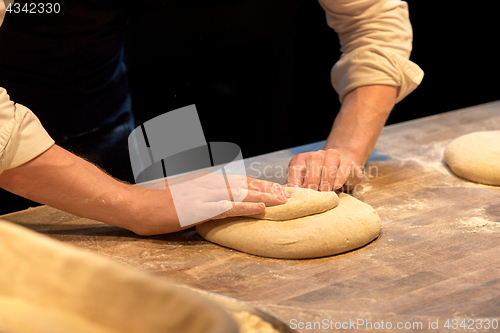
3,101 -> 500,332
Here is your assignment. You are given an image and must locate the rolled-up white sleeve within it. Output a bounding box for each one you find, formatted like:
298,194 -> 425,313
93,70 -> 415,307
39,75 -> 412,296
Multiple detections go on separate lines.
319,0 -> 424,103
0,88 -> 54,174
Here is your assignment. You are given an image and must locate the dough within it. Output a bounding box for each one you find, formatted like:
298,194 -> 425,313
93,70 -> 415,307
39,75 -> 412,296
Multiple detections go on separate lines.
196,193 -> 381,259
248,187 -> 339,220
228,311 -> 279,333
0,296 -> 112,333
0,220 -> 237,333
444,131 -> 500,186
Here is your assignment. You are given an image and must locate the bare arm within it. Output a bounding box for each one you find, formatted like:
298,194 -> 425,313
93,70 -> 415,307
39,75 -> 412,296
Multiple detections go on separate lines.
0,145 -> 151,232
287,85 -> 396,192
324,85 -> 397,167
0,145 -> 288,235
286,0 -> 422,191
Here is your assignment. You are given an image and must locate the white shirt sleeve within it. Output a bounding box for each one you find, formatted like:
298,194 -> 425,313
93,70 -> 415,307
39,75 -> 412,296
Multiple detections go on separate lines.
318,0 -> 424,103
0,3 -> 54,175
0,89 -> 54,174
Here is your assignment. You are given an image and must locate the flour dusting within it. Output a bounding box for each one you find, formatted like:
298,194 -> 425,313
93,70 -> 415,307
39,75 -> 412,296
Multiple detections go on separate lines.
459,214 -> 500,233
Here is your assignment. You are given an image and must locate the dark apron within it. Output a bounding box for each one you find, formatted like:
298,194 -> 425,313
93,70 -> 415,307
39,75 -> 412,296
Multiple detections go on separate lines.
0,0 -> 134,182
0,0 -> 134,213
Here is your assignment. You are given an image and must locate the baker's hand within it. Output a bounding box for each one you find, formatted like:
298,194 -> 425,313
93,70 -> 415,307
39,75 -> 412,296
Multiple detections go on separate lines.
169,171 -> 290,220
286,149 -> 363,192
0,144 -> 289,237
132,172 -> 290,235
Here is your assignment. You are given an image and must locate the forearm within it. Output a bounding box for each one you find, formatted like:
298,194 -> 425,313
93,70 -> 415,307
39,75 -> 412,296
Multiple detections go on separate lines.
0,145 -> 163,231
0,144 -> 289,235
324,85 -> 397,166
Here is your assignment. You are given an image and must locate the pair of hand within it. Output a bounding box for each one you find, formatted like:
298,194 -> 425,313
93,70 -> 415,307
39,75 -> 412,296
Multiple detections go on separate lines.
127,83 -> 400,234
163,148 -> 361,218
133,148 -> 362,235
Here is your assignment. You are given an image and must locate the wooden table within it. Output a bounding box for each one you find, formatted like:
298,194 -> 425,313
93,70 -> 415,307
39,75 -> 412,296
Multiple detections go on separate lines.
3,101 -> 500,332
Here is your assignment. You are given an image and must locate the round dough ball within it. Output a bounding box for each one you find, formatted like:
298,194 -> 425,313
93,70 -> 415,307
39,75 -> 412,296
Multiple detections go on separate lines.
248,187 -> 339,221
196,194 -> 381,259
444,131 -> 500,186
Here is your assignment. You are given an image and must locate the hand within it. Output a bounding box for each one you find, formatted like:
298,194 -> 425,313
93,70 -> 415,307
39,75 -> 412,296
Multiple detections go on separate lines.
286,149 -> 363,192
286,85 -> 398,192
131,172 -> 290,235
0,145 -> 290,236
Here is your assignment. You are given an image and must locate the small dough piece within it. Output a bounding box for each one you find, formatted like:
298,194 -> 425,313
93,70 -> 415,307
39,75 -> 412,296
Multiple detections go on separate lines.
197,194 -> 381,259
444,131 -> 500,186
248,187 -> 339,220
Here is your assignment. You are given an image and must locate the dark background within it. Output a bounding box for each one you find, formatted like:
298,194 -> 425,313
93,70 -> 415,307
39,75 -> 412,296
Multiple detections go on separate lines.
1,0 -> 498,215
125,0 -> 499,159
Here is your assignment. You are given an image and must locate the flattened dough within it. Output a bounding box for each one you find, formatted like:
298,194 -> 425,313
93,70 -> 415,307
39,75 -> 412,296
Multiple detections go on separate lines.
444,131 -> 500,186
0,220 -> 237,333
196,193 -> 381,259
248,187 -> 339,220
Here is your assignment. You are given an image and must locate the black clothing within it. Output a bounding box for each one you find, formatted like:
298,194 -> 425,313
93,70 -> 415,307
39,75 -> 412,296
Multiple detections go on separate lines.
0,0 -> 135,182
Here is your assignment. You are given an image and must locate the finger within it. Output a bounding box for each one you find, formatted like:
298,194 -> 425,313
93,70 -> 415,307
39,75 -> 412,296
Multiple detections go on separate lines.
223,177 -> 290,204
212,201 -> 266,219
302,151 -> 325,191
320,149 -> 340,191
243,189 -> 288,207
210,188 -> 247,202
246,177 -> 290,197
179,200 -> 235,225
213,175 -> 274,202
286,153 -> 308,188
169,181 -> 236,202
223,174 -> 248,190
334,157 -> 352,190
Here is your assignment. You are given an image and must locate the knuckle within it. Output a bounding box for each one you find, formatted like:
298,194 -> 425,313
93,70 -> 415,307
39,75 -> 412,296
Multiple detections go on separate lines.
232,187 -> 248,201
235,177 -> 248,189
326,148 -> 340,156
289,154 -> 304,165
289,164 -> 305,172
219,200 -> 233,211
309,150 -> 325,158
